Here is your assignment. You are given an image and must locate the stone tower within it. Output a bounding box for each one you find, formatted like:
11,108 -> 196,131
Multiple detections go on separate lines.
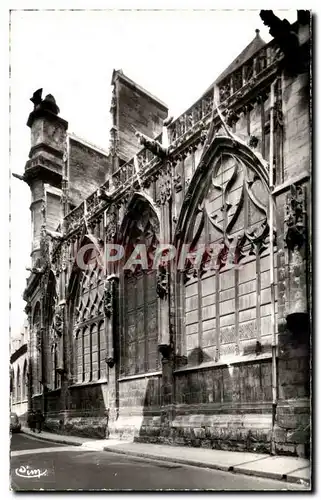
24,89 -> 68,267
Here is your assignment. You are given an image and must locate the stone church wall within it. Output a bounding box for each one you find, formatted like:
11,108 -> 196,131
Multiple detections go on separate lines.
23,19 -> 311,456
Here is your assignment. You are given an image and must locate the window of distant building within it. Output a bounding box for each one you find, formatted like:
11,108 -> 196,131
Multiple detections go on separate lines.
17,365 -> 21,403
22,360 -> 28,400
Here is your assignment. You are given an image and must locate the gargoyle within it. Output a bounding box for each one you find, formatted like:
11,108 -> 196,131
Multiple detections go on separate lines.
135,131 -> 167,158
46,229 -> 63,240
259,10 -> 301,73
26,266 -> 45,275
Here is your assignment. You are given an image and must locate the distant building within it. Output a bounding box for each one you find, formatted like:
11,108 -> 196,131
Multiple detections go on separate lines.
18,12 -> 311,456
10,319 -> 29,421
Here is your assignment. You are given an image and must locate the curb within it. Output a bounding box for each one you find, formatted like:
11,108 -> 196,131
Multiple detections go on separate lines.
103,446 -> 231,472
102,446 -> 310,487
21,429 -> 82,447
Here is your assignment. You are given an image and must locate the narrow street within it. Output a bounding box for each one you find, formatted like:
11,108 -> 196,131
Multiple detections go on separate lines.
10,433 -> 306,491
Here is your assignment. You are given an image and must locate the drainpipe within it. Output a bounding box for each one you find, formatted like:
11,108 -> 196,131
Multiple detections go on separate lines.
269,78 -> 277,455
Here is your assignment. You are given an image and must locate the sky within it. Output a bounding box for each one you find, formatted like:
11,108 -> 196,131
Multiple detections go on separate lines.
9,8 -> 298,339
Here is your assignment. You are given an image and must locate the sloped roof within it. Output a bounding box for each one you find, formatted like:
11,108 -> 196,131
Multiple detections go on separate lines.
215,29 -> 266,83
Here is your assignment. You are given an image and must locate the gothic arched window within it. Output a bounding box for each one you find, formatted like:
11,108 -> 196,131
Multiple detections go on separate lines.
177,142 -> 276,365
22,360 -> 28,400
47,271 -> 58,390
51,343 -> 61,390
120,197 -> 160,376
17,365 -> 21,403
33,302 -> 42,394
12,369 -> 16,402
73,260 -> 106,383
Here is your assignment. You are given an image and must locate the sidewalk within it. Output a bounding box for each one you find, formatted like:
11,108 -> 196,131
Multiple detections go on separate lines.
21,427 -> 310,486
21,427 -> 108,449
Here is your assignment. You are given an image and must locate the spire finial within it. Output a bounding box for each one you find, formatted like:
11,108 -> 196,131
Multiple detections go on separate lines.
255,28 -> 260,36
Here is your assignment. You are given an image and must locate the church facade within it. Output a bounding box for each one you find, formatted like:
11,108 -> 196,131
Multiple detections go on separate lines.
20,12 -> 311,457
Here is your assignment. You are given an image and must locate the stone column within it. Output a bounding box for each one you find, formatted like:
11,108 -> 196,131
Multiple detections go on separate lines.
283,184 -> 308,333
103,206 -> 119,437
25,304 -> 33,416
103,275 -> 119,434
58,243 -> 70,429
156,165 -> 175,436
275,182 -> 310,457
157,167 -> 172,350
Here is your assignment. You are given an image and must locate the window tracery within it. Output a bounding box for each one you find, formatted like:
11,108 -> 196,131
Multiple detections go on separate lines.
73,261 -> 106,383
180,148 -> 276,363
120,198 -> 160,376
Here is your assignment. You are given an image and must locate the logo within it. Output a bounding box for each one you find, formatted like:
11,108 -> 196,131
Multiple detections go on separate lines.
15,465 -> 48,479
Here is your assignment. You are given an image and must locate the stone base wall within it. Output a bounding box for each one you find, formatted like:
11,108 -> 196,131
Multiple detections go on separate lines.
274,400 -> 310,457
27,356 -> 310,456
44,413 -> 63,433
132,405 -> 272,453
44,411 -> 108,439
108,374 -> 162,440
274,346 -> 310,458
40,382 -> 108,439
109,411 -> 162,441
110,358 -> 309,457
167,409 -> 272,453
64,413 -> 108,439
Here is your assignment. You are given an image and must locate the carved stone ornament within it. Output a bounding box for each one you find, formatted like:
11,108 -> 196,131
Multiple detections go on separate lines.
30,88 -> 60,115
259,10 -> 300,73
52,304 -> 64,337
158,343 -> 173,360
105,210 -> 118,242
39,225 -> 51,266
156,265 -> 169,299
159,176 -> 172,205
182,260 -> 198,285
50,302 -> 65,373
35,327 -> 42,351
55,243 -> 68,273
106,357 -> 115,368
135,131 -> 167,159
284,184 -> 306,251
104,280 -> 113,318
200,247 -> 214,276
246,219 -> 270,255
274,99 -> 284,129
142,178 -> 151,189
248,135 -> 259,149
224,109 -> 239,127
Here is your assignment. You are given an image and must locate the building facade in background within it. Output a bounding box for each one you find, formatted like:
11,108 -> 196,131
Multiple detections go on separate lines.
10,321 -> 29,421
17,11 -> 311,457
